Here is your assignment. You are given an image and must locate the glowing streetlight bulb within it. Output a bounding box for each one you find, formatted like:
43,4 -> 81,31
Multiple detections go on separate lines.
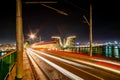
29,34 -> 36,40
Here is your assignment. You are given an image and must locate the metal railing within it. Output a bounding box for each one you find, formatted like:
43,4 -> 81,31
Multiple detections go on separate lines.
78,45 -> 120,58
0,50 -> 16,80
63,45 -> 120,58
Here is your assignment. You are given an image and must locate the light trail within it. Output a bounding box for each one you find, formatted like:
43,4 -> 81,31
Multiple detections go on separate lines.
27,48 -> 84,80
30,49 -> 104,80
64,57 -> 120,74
91,58 -> 120,66
31,49 -> 94,69
31,49 -> 104,80
26,50 -> 48,80
32,48 -> 120,74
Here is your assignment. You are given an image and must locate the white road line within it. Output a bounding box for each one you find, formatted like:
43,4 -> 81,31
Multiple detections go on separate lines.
91,58 -> 120,66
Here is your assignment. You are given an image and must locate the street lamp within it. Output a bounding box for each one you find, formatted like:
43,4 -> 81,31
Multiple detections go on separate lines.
83,4 -> 92,56
16,0 -> 68,79
28,32 -> 37,44
29,33 -> 36,40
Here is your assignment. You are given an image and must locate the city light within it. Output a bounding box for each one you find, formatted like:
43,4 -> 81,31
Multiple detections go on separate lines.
29,33 -> 36,40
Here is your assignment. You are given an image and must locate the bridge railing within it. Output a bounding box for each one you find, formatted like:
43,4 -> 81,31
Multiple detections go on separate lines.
78,45 -> 120,58
63,45 -> 120,58
0,50 -> 16,80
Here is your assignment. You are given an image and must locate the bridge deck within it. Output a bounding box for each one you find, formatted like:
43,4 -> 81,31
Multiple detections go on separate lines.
7,50 -> 35,80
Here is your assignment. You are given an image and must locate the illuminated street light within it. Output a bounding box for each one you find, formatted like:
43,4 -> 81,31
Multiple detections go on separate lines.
28,33 -> 37,44
29,33 -> 36,40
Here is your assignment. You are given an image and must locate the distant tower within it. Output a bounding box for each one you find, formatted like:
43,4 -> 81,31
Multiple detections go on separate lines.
63,38 -> 66,46
64,35 -> 76,47
51,36 -> 63,47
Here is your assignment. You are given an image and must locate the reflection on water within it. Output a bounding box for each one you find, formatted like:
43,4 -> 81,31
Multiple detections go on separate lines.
78,45 -> 120,59
114,46 -> 119,58
105,45 -> 120,58
105,46 -> 112,57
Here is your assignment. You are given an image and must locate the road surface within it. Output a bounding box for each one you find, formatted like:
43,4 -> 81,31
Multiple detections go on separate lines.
26,48 -> 120,80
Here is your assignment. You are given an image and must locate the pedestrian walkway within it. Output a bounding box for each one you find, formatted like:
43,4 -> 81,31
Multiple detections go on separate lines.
22,49 -> 35,80
7,49 -> 35,80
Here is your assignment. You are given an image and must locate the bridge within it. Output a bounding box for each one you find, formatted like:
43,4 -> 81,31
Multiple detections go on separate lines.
0,36 -> 120,80
0,0 -> 120,80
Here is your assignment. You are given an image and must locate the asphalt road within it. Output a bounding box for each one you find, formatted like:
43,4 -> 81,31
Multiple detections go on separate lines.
26,48 -> 120,80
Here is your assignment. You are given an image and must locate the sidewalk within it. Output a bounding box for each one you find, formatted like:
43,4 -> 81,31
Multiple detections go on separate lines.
7,50 -> 35,80
22,49 -> 35,80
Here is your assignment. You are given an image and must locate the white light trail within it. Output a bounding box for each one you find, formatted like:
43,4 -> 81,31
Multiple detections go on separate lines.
26,50 -> 48,80
31,49 -> 94,69
27,48 -> 84,80
66,57 -> 120,74
91,58 -> 120,66
29,48 -> 120,74
30,49 -> 104,80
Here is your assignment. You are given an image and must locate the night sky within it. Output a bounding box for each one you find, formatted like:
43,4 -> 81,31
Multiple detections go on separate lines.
0,0 -> 120,44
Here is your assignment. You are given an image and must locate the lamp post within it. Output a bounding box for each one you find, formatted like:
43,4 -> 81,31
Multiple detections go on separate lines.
16,0 -> 23,79
16,0 -> 68,79
83,3 -> 92,56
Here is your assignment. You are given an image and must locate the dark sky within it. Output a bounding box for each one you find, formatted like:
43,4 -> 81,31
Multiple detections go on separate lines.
0,0 -> 120,44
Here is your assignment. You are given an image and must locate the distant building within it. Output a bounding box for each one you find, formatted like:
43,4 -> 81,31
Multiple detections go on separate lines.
64,35 -> 76,47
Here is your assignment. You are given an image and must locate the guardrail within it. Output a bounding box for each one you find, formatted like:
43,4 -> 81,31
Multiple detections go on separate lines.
63,45 -> 120,58
0,50 -> 16,80
78,45 -> 120,58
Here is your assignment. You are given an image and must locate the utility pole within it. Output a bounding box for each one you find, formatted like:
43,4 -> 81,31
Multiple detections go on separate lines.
90,3 -> 92,56
16,0 -> 23,79
83,3 -> 92,56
